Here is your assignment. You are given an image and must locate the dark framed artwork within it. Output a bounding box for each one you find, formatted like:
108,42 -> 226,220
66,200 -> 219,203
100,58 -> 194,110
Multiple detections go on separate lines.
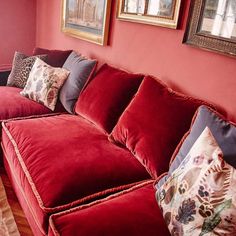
183,0 -> 236,57
61,0 -> 111,45
117,0 -> 182,29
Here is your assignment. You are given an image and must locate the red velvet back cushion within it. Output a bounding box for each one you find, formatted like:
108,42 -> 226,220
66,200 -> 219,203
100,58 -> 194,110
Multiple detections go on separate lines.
109,76 -> 214,179
33,47 -> 72,67
75,64 -> 144,133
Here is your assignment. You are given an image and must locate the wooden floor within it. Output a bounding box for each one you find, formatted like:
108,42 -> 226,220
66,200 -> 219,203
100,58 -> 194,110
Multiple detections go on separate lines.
0,167 -> 33,236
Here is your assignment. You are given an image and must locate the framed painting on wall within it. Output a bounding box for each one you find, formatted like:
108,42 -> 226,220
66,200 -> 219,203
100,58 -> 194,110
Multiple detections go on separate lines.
117,0 -> 182,29
61,0 -> 111,45
183,0 -> 236,57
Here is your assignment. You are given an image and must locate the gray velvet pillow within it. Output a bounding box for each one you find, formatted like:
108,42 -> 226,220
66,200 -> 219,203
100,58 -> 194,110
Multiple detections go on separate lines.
59,51 -> 97,113
156,105 -> 236,190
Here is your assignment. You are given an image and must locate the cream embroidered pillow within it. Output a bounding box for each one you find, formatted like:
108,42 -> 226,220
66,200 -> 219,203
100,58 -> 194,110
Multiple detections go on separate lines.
21,58 -> 69,111
156,127 -> 236,235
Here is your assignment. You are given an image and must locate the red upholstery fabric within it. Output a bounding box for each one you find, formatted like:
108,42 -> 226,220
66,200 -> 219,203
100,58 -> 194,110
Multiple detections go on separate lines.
75,63 -> 144,133
109,76 -> 214,179
33,47 -> 72,67
49,182 -> 170,236
0,86 -> 64,121
2,114 -> 150,234
3,157 -> 45,236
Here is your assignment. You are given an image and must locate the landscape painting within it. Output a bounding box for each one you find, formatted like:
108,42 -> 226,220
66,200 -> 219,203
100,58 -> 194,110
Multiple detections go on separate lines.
61,0 -> 111,45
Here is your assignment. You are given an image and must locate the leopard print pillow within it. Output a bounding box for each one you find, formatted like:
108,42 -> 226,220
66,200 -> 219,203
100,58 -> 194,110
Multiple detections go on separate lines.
7,51 -> 47,88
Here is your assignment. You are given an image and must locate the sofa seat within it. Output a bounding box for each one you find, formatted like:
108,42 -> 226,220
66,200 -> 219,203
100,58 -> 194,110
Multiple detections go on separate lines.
1,114 -> 150,235
49,182 -> 170,236
0,86 -> 64,121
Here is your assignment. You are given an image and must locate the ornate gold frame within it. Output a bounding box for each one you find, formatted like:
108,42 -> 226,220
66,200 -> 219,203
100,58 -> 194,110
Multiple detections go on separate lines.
61,0 -> 111,46
183,0 -> 236,57
117,0 -> 182,29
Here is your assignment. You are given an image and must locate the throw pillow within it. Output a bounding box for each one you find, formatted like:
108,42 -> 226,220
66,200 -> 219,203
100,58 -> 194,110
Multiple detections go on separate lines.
7,52 -> 47,88
75,63 -> 144,133
59,51 -> 97,113
156,127 -> 236,235
156,105 -> 236,189
33,47 -> 72,67
20,58 -> 69,111
109,76 -> 214,179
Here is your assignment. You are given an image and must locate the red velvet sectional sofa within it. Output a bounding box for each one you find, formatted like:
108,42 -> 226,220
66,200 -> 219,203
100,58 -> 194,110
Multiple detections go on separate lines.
0,51 -> 216,235
0,48 -> 72,122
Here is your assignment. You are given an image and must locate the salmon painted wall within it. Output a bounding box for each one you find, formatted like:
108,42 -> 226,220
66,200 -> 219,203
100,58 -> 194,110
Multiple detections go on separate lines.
0,0 -> 36,67
36,0 -> 236,122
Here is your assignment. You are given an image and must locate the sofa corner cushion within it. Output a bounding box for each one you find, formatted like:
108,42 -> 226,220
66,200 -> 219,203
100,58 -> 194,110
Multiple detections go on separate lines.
0,86 -> 64,121
49,182 -> 170,236
33,47 -> 72,67
1,114 -> 150,233
75,63 -> 144,133
109,76 -> 214,179
157,105 -> 236,190
60,51 -> 97,113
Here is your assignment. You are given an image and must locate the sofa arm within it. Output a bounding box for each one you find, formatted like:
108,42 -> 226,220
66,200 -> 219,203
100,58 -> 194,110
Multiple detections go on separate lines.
0,70 -> 10,86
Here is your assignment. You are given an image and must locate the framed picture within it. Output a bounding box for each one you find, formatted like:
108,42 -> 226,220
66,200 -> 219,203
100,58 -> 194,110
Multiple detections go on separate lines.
61,0 -> 111,45
183,0 -> 236,57
117,0 -> 182,29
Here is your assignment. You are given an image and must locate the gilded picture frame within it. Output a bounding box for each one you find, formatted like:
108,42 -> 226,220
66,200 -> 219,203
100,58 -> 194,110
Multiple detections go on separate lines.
117,0 -> 182,29
61,0 -> 111,45
183,0 -> 236,58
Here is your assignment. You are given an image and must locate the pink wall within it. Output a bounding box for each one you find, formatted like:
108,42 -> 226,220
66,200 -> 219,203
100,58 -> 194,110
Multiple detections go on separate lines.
36,0 -> 236,122
0,0 -> 36,67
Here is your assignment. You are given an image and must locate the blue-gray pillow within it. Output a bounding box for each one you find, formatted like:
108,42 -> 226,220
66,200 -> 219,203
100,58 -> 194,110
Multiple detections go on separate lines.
59,51 -> 97,113
156,105 -> 236,189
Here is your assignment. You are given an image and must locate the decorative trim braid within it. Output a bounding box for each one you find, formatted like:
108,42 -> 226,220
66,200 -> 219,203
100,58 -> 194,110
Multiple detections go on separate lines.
49,180 -> 154,235
2,119 -> 152,219
1,144 -> 46,235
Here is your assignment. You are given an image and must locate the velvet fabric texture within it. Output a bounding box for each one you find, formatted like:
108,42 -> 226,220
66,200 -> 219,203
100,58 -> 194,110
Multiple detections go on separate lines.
110,76 -> 214,179
3,157 -> 45,236
49,183 -> 170,236
33,47 -> 72,67
60,51 -> 97,113
1,114 -> 150,234
75,63 -> 144,133
0,86 -> 64,121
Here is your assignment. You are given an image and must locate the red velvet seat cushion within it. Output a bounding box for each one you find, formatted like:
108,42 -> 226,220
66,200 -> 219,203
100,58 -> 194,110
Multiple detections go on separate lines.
0,86 -> 64,121
75,63 -> 144,133
49,182 -> 170,236
2,114 -> 150,235
109,76 -> 214,179
33,47 -> 72,67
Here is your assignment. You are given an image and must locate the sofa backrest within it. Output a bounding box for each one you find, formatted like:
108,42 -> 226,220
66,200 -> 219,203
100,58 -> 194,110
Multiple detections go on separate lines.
109,75 -> 215,178
75,63 -> 144,133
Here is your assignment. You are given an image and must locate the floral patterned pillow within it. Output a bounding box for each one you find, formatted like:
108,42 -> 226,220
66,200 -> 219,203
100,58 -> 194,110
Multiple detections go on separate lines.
156,127 -> 236,235
21,58 -> 69,111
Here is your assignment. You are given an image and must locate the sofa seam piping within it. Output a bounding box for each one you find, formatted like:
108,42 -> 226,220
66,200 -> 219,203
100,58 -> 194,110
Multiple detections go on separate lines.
2,121 -> 153,213
1,143 -> 46,235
